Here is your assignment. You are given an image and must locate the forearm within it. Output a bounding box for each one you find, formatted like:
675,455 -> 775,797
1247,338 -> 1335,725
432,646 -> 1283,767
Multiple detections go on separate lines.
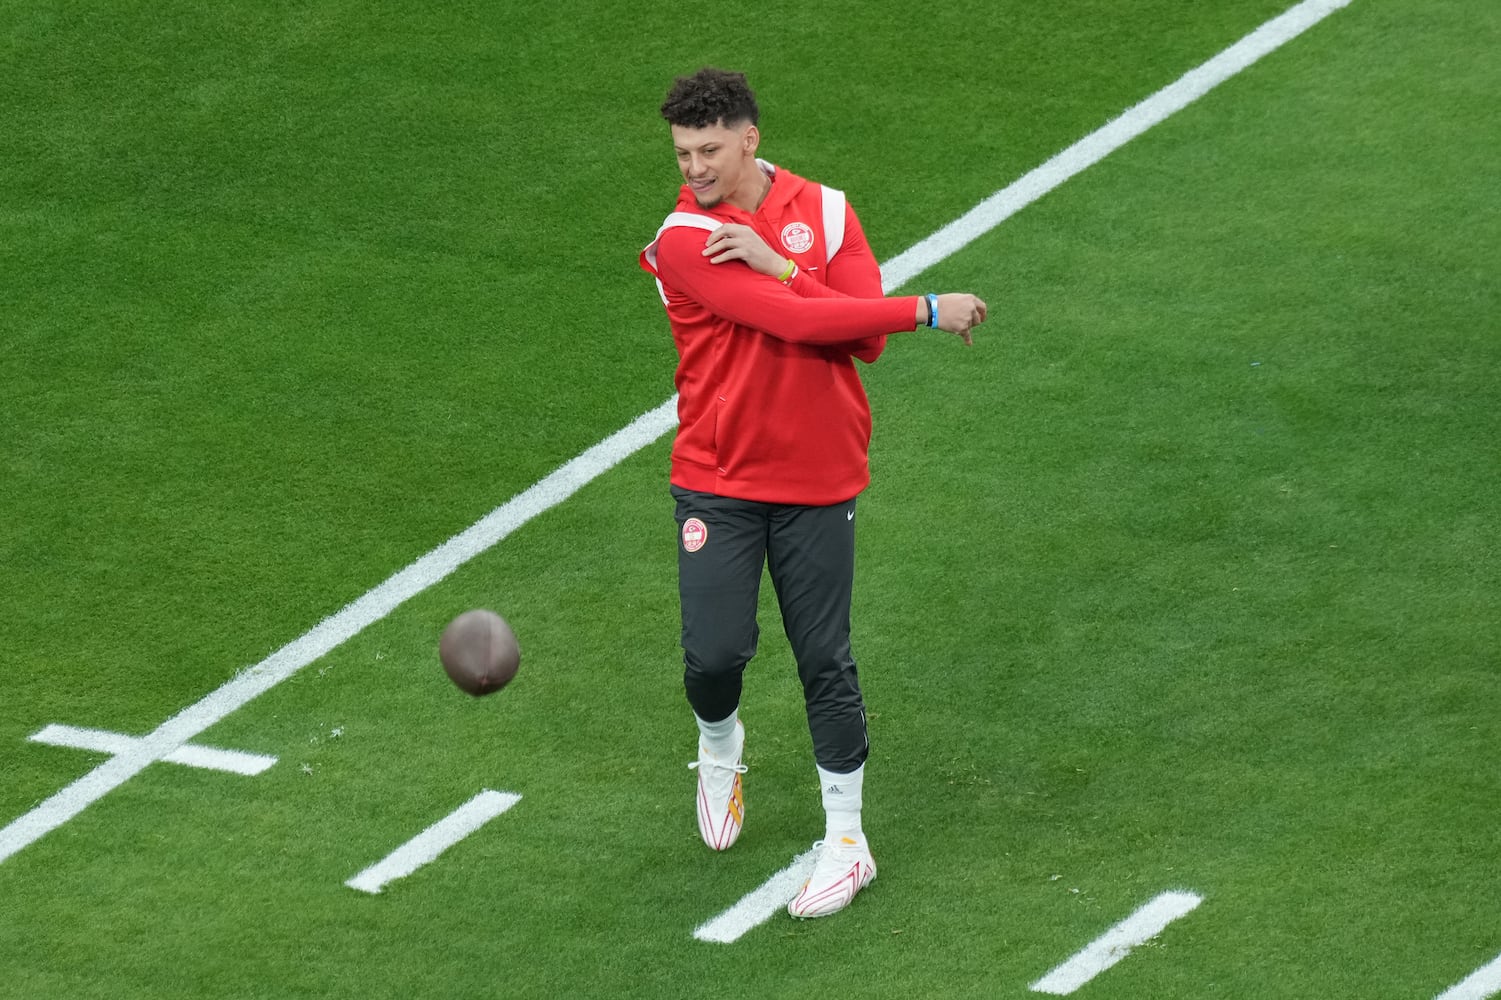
744,280 -> 919,345
660,234 -> 919,345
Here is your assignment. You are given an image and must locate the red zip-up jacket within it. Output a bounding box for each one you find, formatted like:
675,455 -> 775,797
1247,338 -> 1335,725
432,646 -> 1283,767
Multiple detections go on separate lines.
640,163 -> 922,505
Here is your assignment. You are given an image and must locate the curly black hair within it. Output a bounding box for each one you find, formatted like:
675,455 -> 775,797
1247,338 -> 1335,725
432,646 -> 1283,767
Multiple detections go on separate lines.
660,68 -> 759,129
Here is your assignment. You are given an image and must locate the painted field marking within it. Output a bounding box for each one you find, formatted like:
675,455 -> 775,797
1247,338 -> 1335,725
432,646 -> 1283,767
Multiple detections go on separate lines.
346,790 -> 521,894
692,847 -> 819,944
1436,951 -> 1501,1000
0,400 -> 673,868
1030,891 -> 1203,995
29,723 -> 277,777
880,0 -> 1353,291
0,0 -> 1356,868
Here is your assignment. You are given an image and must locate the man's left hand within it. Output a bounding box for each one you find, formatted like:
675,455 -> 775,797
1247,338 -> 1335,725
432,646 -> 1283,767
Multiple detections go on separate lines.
703,223 -> 790,278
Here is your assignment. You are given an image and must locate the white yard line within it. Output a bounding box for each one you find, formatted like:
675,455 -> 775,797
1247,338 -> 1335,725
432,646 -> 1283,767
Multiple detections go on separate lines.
879,0 -> 1352,292
1436,953 -> 1501,1000
0,403 -> 673,866
692,847 -> 819,944
345,790 -> 522,894
1030,891 -> 1204,994
0,0 -> 1354,868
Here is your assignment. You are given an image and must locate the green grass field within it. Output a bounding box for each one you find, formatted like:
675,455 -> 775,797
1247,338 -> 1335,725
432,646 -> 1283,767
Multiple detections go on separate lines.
3,1 -> 1498,996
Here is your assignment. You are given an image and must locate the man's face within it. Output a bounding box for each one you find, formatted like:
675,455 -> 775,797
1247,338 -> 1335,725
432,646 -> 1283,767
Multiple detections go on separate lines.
671,120 -> 757,209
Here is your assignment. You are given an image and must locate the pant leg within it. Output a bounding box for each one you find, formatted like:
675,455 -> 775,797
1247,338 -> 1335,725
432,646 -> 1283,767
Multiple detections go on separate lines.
673,487 -> 768,723
765,495 -> 867,772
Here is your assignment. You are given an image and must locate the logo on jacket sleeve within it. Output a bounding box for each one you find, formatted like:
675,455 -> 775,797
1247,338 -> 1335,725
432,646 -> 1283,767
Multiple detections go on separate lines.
682,517 -> 709,553
780,221 -> 814,255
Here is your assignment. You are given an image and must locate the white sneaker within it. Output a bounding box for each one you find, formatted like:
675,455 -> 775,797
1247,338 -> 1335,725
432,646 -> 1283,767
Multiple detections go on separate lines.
687,721 -> 746,851
787,836 -> 876,918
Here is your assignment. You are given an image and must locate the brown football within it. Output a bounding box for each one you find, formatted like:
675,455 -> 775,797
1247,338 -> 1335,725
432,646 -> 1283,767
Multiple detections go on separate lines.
438,609 -> 521,696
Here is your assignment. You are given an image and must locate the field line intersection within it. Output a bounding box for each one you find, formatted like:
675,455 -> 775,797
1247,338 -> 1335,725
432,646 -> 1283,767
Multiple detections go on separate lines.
3,13 -> 1360,980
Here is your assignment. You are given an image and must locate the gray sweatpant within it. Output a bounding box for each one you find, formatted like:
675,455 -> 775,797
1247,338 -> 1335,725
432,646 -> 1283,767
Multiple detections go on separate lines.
672,486 -> 868,773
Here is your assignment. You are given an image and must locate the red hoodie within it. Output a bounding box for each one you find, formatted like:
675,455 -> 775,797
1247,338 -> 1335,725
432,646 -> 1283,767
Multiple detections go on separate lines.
640,163 -> 921,505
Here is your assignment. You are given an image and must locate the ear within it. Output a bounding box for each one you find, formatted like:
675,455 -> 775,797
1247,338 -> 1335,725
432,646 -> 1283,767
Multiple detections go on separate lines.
742,124 -> 760,157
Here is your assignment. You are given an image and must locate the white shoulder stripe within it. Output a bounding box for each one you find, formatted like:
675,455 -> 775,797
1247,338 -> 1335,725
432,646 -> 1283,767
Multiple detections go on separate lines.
821,185 -> 846,262
643,211 -> 723,305
657,211 -> 721,237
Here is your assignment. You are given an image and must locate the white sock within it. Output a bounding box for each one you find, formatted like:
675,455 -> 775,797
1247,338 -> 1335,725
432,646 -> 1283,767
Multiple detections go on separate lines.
695,710 -> 740,758
817,763 -> 865,841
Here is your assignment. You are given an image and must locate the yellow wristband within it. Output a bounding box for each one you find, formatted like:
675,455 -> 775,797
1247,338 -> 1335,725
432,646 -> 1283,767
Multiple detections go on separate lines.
777,259 -> 796,282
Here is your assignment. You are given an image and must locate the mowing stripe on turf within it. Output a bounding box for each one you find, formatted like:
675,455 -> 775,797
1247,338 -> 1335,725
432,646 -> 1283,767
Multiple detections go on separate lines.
1030,891 -> 1204,995
345,790 -> 522,894
1436,952 -> 1501,1000
0,0 -> 1356,868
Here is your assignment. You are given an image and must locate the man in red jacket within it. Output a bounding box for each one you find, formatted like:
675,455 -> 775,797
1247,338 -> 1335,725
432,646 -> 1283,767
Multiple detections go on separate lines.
641,67 -> 986,919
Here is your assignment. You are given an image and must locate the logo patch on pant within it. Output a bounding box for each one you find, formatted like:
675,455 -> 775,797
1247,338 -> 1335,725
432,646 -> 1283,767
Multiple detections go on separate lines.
682,517 -> 708,553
